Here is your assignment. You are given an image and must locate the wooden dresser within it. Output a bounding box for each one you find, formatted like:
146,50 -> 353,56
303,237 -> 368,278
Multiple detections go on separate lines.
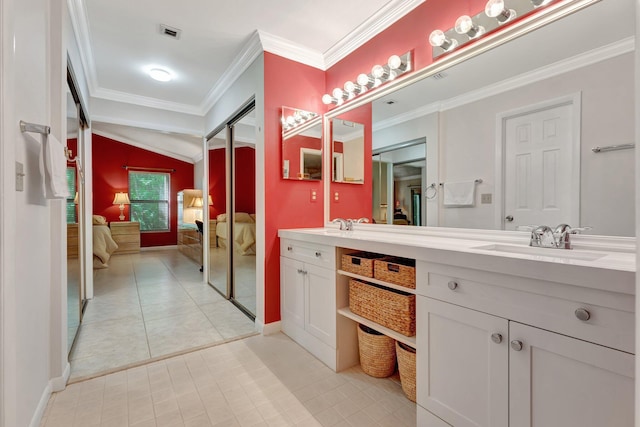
177,226 -> 202,264
110,221 -> 140,254
67,223 -> 79,258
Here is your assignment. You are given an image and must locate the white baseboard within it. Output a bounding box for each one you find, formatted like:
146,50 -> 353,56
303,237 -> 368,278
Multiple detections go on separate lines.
261,320 -> 282,335
140,245 -> 178,251
29,383 -> 52,427
50,362 -> 70,392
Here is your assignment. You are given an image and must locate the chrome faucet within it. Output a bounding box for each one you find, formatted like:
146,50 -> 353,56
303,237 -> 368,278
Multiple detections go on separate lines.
332,218 -> 351,231
553,224 -> 592,249
355,217 -> 369,224
529,225 -> 556,248
527,224 -> 593,249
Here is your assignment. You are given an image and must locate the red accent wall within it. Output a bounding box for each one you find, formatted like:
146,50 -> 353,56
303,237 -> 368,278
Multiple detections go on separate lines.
92,134 -> 194,247
329,103 -> 373,220
208,146 -> 256,219
264,52 -> 326,323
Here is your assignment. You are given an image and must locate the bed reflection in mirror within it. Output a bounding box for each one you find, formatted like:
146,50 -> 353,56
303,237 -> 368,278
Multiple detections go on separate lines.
281,106 -> 322,180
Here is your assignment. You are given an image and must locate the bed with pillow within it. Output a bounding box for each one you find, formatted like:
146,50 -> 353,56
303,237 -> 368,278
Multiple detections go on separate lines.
92,215 -> 119,268
215,213 -> 256,255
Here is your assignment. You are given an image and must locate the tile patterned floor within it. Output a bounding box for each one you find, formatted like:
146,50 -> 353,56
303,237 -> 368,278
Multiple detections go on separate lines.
43,333 -> 416,427
69,249 -> 257,381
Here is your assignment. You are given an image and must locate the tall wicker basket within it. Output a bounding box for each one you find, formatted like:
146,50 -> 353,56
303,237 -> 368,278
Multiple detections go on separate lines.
357,324 -> 396,378
396,341 -> 416,402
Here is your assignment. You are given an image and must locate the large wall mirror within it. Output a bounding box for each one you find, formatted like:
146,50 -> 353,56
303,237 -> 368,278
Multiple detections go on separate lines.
282,107 -> 322,180
331,117 -> 364,183
328,0 -> 635,237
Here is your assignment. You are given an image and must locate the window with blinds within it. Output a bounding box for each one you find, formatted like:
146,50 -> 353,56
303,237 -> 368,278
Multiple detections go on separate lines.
66,167 -> 76,224
128,171 -> 170,231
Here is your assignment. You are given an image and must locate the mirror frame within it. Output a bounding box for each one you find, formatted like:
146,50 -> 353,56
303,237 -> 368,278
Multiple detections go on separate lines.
322,0 -> 601,224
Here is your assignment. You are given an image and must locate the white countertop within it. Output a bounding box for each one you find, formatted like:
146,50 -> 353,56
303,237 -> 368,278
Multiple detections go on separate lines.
279,224 -> 636,294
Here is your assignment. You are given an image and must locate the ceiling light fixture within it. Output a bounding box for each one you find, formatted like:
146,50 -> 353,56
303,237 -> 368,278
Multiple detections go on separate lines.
322,52 -> 412,107
281,108 -> 319,132
148,68 -> 172,82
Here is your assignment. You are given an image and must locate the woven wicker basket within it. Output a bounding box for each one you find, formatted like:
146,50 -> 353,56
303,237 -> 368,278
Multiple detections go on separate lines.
357,324 -> 396,378
396,341 -> 416,402
374,257 -> 416,289
349,279 -> 416,336
341,252 -> 386,277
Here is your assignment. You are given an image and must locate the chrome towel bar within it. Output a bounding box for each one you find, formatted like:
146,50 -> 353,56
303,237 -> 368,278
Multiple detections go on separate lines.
19,120 -> 50,135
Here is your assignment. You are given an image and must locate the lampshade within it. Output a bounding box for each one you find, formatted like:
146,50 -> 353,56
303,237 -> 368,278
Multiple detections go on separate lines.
208,195 -> 213,206
112,192 -> 130,205
190,197 -> 204,208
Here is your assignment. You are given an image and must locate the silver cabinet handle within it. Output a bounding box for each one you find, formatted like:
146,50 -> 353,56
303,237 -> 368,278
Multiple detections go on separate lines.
315,251 -> 321,258
575,308 -> 591,321
287,246 -> 293,252
447,281 -> 458,290
491,333 -> 503,344
296,269 -> 303,274
505,215 -> 514,222
510,340 -> 523,351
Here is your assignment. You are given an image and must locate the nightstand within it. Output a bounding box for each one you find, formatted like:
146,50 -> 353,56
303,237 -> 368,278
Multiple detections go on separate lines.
110,221 -> 141,254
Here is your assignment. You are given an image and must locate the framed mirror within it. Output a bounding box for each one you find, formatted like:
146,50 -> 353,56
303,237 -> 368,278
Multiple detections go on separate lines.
327,0 -> 635,237
331,117 -> 364,184
281,106 -> 322,180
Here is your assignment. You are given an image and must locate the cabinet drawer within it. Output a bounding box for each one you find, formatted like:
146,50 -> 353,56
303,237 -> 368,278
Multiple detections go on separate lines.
113,234 -> 140,244
281,238 -> 335,269
425,271 -> 634,353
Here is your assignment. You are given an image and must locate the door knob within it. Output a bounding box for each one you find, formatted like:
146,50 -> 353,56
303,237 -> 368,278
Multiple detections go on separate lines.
447,281 -> 458,290
287,246 -> 293,252
505,215 -> 514,222
315,251 -> 322,257
575,308 -> 591,321
491,333 -> 503,344
510,340 -> 523,351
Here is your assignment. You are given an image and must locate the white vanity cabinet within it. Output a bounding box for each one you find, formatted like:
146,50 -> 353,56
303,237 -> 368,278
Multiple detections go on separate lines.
417,261 -> 635,427
280,238 -> 337,369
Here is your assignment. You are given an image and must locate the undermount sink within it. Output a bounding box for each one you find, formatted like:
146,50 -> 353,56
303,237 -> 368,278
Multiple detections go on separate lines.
472,244 -> 607,261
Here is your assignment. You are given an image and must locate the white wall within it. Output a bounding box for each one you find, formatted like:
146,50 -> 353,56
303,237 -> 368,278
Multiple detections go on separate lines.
1,0 -> 67,425
203,54 -> 266,329
439,53 -> 634,236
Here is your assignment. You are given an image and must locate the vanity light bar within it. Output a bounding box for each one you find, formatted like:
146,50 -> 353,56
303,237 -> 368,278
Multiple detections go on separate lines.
322,52 -> 412,106
282,109 -> 319,132
429,0 -> 559,59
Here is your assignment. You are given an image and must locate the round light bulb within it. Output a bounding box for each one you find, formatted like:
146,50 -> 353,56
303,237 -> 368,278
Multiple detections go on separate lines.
429,30 -> 446,47
455,16 -> 473,34
148,68 -> 172,82
344,81 -> 356,93
485,0 -> 505,17
371,64 -> 386,79
332,87 -> 344,99
357,73 -> 370,86
322,94 -> 334,105
286,116 -> 295,125
388,55 -> 402,70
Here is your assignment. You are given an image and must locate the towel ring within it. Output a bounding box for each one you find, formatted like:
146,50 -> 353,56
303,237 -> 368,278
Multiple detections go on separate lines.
425,183 -> 438,200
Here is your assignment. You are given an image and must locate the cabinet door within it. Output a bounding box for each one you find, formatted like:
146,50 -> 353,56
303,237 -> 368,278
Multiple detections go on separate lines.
417,297 -> 508,427
509,322 -> 634,427
281,257 -> 305,331
304,263 -> 336,346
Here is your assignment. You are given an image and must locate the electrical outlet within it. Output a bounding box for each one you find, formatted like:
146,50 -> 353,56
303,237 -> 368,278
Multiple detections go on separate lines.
481,193 -> 492,204
334,192 -> 339,202
310,189 -> 317,202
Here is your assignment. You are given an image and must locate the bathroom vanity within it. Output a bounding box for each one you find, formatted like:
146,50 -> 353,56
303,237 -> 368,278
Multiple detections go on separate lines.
278,225 -> 635,427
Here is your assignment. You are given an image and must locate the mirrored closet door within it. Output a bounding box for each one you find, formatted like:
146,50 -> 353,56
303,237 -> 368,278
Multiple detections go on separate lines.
207,100 -> 257,319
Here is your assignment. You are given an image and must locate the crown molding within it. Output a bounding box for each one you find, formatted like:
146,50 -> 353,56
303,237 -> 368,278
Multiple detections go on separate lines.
324,0 -> 425,69
198,31 -> 264,114
259,31 -> 325,70
67,0 -> 98,93
92,129 -> 197,163
374,37 -> 634,133
92,87 -> 203,115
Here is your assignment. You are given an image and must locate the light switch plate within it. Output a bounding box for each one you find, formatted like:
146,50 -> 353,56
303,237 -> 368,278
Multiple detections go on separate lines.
15,161 -> 24,191
310,189 -> 317,202
481,193 -> 492,204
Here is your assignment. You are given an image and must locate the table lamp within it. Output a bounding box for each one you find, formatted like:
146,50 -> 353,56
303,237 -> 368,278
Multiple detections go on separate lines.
113,192 -> 130,221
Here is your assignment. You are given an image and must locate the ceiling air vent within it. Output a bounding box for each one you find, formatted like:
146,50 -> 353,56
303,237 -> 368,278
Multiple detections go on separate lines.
432,72 -> 448,80
159,24 -> 181,40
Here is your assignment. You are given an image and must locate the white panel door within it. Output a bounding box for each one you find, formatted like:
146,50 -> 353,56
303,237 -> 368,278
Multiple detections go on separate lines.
503,102 -> 577,230
280,257 -> 305,332
417,297 -> 508,427
304,264 -> 336,346
509,322 -> 634,427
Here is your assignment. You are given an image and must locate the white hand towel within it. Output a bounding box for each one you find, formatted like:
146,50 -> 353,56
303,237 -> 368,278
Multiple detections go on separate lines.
443,181 -> 476,207
41,134 -> 70,199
